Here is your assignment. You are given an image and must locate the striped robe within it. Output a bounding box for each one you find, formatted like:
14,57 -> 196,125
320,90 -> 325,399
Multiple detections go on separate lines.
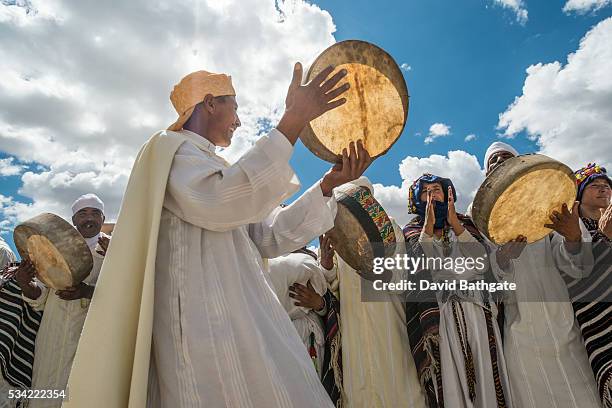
560,216 -> 612,407
0,238 -> 42,408
146,129 -> 337,407
403,216 -> 510,408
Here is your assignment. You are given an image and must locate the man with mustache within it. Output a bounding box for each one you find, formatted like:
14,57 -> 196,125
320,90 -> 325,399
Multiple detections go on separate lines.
15,193 -> 109,408
476,143 -> 600,408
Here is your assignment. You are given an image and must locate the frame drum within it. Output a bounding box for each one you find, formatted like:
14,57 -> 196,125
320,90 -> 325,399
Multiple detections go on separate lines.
472,154 -> 577,244
299,40 -> 409,163
327,185 -> 397,272
14,213 -> 93,290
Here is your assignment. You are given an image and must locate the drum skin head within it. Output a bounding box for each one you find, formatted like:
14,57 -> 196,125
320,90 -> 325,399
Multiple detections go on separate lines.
299,40 -> 409,163
14,213 -> 93,290
472,154 -> 577,244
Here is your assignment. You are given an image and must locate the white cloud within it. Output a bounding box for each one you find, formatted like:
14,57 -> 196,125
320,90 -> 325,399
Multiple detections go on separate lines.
0,157 -> 26,176
563,0 -> 612,13
0,0 -> 337,227
498,17 -> 612,170
464,134 -> 477,142
424,122 -> 451,144
493,0 -> 528,24
400,63 -> 412,72
373,150 -> 485,227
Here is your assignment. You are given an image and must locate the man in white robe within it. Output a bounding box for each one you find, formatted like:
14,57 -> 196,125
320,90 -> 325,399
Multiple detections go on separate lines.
319,177 -> 426,408
267,249 -> 328,376
15,194 -> 109,408
65,66 -> 372,408
479,143 -> 601,408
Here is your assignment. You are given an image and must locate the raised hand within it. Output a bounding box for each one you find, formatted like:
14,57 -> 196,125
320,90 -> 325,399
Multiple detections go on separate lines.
320,140 -> 372,196
13,260 -> 42,300
544,202 -> 582,242
423,190 -> 436,237
14,260 -> 36,288
447,186 -> 464,236
599,203 -> 612,239
278,63 -> 349,143
319,235 -> 335,270
496,235 -> 527,269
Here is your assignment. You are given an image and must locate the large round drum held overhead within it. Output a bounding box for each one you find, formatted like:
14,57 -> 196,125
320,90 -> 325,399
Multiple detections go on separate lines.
13,213 -> 93,290
326,185 -> 397,273
472,154 -> 577,245
299,40 -> 409,163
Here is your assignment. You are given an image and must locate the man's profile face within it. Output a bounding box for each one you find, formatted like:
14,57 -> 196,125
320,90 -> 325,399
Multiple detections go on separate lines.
72,207 -> 105,238
211,95 -> 241,147
487,151 -> 515,175
581,178 -> 612,209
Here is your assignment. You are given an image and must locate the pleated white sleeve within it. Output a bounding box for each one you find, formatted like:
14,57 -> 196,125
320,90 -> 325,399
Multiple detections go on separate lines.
249,182 -> 337,259
551,218 -> 594,279
164,129 -> 300,232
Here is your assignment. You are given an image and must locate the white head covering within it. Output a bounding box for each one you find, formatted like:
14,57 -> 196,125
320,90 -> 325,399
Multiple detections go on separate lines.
71,193 -> 105,215
484,141 -> 519,170
333,176 -> 374,196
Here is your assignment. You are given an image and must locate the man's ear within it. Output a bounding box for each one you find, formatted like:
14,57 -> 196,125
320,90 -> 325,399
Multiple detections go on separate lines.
202,94 -> 215,114
102,214 -> 106,223
71,215 -> 77,227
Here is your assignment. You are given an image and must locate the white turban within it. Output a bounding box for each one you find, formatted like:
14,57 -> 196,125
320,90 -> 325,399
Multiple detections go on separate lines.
334,176 -> 374,195
71,193 -> 105,215
484,141 -> 519,170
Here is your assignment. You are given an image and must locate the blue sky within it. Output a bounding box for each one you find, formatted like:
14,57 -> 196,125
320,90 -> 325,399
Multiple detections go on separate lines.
290,0 -> 611,189
1,0 -> 612,255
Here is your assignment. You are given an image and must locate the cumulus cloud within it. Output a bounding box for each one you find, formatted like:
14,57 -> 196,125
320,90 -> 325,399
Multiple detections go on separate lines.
464,134 -> 477,142
373,150 -> 485,227
498,17 -> 612,170
563,0 -> 612,13
0,157 -> 26,176
400,63 -> 412,72
0,0 -> 336,225
424,122 -> 451,144
493,0 -> 528,24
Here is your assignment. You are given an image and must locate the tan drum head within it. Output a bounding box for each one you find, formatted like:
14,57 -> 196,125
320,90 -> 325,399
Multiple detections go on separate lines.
14,213 -> 93,290
472,154 -> 577,244
300,40 -> 409,163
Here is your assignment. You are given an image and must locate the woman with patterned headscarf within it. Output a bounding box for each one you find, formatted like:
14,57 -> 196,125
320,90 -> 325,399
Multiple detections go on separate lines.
403,174 -> 512,408
559,163 -> 612,407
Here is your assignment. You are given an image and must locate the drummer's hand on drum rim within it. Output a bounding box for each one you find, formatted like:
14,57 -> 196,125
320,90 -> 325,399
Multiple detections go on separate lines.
544,201 -> 582,243
277,63 -> 349,144
14,260 -> 36,287
319,140 -> 372,196
57,282 -> 94,301
497,235 -> 527,263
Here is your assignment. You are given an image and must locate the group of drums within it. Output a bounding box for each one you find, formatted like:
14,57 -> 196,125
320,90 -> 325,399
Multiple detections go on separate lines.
5,40 -> 577,296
